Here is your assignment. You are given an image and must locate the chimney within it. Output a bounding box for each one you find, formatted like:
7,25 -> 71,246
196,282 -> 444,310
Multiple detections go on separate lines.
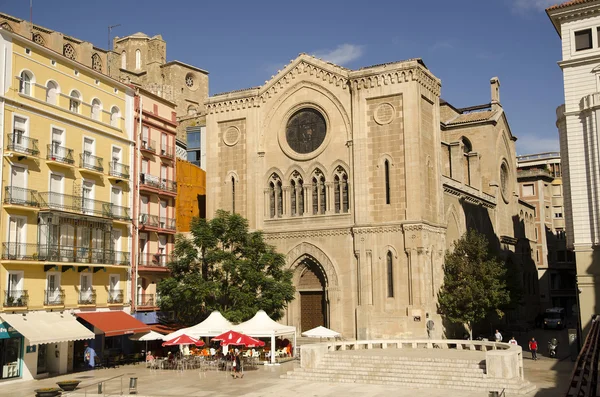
490,77 -> 501,111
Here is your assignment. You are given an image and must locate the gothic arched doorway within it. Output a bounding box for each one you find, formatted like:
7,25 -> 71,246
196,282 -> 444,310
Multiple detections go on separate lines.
296,256 -> 327,332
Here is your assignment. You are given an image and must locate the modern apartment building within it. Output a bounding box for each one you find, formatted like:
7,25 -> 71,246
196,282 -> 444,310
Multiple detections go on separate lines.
517,152 -> 577,317
548,0 -> 600,334
0,28 -> 139,380
131,87 -> 177,321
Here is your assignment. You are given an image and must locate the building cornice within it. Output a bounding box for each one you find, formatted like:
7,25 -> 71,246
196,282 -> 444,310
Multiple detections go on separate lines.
442,176 -> 496,208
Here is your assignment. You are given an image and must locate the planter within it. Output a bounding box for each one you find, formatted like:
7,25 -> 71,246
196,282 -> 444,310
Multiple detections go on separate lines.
34,388 -> 62,397
56,380 -> 81,391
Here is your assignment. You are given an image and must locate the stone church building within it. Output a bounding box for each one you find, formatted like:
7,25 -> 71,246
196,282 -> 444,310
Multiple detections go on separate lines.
210,55 -> 538,339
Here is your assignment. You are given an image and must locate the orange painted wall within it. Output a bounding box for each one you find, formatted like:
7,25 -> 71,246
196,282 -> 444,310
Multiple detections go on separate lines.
176,159 -> 206,232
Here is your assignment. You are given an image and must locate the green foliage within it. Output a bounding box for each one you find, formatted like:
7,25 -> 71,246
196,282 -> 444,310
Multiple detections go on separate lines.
437,229 -> 510,334
158,210 -> 296,326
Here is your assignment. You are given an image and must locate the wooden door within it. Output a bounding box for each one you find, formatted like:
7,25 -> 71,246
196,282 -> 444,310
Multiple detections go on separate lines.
300,291 -> 325,332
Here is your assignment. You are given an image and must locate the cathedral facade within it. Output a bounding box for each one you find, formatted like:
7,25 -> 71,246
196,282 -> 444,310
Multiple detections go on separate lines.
206,54 -> 537,339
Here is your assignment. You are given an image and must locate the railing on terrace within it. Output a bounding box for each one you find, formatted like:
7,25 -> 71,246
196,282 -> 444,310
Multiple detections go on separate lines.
105,203 -> 132,221
79,153 -> 104,173
139,253 -> 172,267
139,173 -> 161,189
4,186 -> 39,207
565,314 -> 600,396
44,289 -> 65,306
47,144 -> 75,165
137,293 -> 156,307
139,213 -> 159,228
158,217 -> 176,230
4,290 -> 28,307
108,289 -> 124,304
516,152 -> 561,162
114,251 -> 130,266
78,289 -> 96,305
159,178 -> 177,193
2,242 -> 38,260
39,192 -> 112,218
109,161 -> 130,179
517,168 -> 553,179
6,133 -> 39,156
160,145 -> 175,159
141,139 -> 156,153
2,242 -> 130,266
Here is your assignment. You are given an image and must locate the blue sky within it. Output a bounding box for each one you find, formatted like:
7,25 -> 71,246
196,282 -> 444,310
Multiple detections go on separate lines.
1,0 -> 563,155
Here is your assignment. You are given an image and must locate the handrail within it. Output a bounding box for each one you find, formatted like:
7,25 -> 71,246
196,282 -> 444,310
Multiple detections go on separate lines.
62,373 -> 125,397
565,316 -> 600,396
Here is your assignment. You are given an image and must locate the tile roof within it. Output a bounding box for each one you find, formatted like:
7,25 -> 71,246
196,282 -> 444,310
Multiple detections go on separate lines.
546,0 -> 596,11
212,86 -> 261,97
445,110 -> 497,126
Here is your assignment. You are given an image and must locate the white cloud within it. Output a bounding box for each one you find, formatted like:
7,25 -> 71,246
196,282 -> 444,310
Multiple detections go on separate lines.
515,134 -> 560,156
511,0 -> 557,13
312,44 -> 364,66
430,40 -> 455,52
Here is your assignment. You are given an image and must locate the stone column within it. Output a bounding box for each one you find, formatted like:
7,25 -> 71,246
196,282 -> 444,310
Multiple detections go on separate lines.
282,186 -> 290,218
305,184 -> 312,215
364,250 -> 373,305
405,248 -> 414,306
467,152 -> 481,190
263,188 -> 270,218
325,182 -> 333,214
449,142 -> 464,183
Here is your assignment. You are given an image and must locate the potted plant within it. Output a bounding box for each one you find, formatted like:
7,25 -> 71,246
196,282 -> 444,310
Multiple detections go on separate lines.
56,380 -> 81,391
34,387 -> 62,397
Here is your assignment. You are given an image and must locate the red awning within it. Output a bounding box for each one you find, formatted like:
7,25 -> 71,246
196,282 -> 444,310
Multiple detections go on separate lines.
150,323 -> 183,335
77,311 -> 150,337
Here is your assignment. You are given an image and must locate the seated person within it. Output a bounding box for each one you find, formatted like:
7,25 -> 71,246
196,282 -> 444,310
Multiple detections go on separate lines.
146,351 -> 155,362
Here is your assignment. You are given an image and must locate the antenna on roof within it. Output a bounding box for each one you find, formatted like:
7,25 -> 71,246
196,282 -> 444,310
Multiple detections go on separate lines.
108,24 -> 121,50
29,0 -> 33,38
107,24 -> 121,76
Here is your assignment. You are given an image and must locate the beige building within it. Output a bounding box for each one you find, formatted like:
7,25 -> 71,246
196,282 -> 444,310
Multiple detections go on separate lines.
0,13 -> 209,150
206,54 -> 537,339
516,152 -> 577,317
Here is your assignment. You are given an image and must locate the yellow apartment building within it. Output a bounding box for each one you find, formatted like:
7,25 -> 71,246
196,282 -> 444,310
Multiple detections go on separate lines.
0,29 -> 135,380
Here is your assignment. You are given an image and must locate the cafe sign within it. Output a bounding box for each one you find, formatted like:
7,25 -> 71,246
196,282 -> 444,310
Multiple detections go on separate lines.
0,321 -> 20,339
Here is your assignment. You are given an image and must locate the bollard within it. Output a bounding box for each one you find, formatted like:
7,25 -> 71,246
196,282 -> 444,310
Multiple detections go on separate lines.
129,377 -> 138,394
97,382 -> 103,394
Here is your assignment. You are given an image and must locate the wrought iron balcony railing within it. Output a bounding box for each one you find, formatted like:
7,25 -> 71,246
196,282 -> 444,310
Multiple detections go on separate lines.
104,203 -> 132,221
44,289 -> 65,306
109,161 -> 130,179
4,186 -> 39,207
137,293 -> 156,307
158,217 -> 176,231
39,191 -> 111,218
1,243 -> 131,266
139,173 -> 161,190
159,178 -> 177,194
47,144 -> 74,165
78,289 -> 96,305
140,139 -> 156,153
79,153 -> 104,173
4,290 -> 28,307
139,253 -> 172,267
113,251 -> 130,266
6,133 -> 39,156
2,242 -> 38,260
160,145 -> 175,159
139,213 -> 159,228
108,289 -> 124,304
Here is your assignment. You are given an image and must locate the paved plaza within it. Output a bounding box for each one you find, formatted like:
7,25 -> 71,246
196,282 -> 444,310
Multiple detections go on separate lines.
1,347 -> 572,397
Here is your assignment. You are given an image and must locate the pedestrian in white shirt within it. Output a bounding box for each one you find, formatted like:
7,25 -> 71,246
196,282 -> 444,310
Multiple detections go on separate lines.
494,329 -> 503,342
509,336 -> 518,345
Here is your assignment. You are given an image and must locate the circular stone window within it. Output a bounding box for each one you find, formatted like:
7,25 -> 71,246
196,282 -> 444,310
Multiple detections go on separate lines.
285,108 -> 327,154
500,162 -> 510,202
185,73 -> 194,88
374,103 -> 395,125
223,126 -> 240,146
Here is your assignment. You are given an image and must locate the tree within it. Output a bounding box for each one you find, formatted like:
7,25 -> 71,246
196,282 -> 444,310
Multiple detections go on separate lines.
157,210 -> 296,325
437,229 -> 510,339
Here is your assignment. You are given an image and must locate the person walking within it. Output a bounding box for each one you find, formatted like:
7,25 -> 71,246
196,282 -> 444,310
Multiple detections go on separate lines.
529,337 -> 538,360
494,329 -> 503,342
509,336 -> 518,346
232,351 -> 243,379
426,314 -> 435,339
83,343 -> 96,369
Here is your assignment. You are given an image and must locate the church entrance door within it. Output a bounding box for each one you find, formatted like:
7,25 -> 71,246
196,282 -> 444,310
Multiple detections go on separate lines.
296,256 -> 327,332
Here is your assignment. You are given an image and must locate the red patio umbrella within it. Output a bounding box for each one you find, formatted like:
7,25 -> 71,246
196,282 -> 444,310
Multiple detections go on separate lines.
211,330 -> 265,347
162,334 -> 205,347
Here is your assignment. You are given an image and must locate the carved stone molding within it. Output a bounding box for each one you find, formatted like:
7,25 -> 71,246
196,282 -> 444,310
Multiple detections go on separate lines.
286,242 -> 340,288
265,227 -> 352,240
443,184 -> 496,209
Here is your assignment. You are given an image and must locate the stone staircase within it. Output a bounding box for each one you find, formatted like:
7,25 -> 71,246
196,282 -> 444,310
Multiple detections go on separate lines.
283,352 -> 537,395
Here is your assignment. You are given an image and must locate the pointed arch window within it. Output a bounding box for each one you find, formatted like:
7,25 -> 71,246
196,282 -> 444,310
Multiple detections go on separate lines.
91,53 -> 102,72
312,170 -> 326,215
384,160 -> 391,204
268,173 -> 283,218
334,166 -> 349,213
290,171 -> 304,216
231,176 -> 236,214
387,251 -> 394,298
63,43 -> 76,60
135,49 -> 141,70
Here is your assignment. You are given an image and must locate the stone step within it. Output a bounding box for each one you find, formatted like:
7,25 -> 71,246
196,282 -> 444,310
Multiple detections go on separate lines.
292,366 -> 486,378
322,354 -> 485,365
282,372 -> 536,395
320,356 -> 486,369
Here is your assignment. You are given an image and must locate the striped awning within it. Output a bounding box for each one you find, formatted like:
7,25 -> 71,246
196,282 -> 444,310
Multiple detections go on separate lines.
1,311 -> 94,345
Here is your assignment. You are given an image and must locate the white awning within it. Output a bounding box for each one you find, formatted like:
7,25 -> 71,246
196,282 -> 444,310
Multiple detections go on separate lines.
1,311 -> 95,345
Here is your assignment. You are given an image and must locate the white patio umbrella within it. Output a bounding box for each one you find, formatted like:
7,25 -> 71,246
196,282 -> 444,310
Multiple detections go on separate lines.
301,326 -> 341,339
129,330 -> 165,355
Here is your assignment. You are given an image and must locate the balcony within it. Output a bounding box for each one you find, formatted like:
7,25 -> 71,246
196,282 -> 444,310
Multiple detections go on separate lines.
6,133 -> 39,157
113,251 -> 130,267
105,203 -> 132,222
139,253 -> 172,268
139,213 -> 159,230
108,289 -> 124,304
108,161 -> 130,181
137,293 -> 157,309
46,144 -> 74,167
517,168 -> 553,181
79,153 -> 104,175
2,243 -> 38,260
78,289 -> 96,305
158,217 -> 176,232
159,145 -> 175,160
139,174 -> 177,195
1,242 -> 130,266
39,192 -> 112,218
140,139 -> 156,154
4,186 -> 39,208
159,179 -> 177,196
44,289 -> 65,306
4,290 -> 28,308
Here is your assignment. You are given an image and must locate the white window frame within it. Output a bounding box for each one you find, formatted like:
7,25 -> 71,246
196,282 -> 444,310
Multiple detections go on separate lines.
18,70 -> 34,96
45,80 -> 59,105
45,272 -> 62,303
135,49 -> 141,70
10,163 -> 28,190
6,270 -> 24,292
91,98 -> 102,121
12,113 -> 30,138
48,171 -> 65,194
69,90 -> 81,113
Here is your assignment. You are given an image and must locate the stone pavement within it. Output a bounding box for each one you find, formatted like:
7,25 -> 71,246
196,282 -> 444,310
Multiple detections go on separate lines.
1,351 -> 571,397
